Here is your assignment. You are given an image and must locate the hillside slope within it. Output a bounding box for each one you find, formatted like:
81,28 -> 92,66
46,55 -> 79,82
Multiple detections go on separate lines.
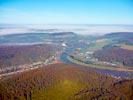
0,63 -> 133,100
0,44 -> 57,68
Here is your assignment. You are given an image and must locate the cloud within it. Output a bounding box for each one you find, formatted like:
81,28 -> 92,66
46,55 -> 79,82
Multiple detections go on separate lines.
0,24 -> 133,36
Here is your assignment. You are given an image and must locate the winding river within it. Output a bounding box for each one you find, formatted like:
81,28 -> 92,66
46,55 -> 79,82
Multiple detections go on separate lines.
60,52 -> 133,79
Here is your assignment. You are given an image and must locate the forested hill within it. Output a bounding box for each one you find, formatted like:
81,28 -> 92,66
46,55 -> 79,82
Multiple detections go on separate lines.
0,63 -> 132,100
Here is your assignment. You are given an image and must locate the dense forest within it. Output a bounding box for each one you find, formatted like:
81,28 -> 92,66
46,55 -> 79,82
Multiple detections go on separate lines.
0,63 -> 132,100
93,46 -> 133,67
0,44 -> 57,69
103,32 -> 133,45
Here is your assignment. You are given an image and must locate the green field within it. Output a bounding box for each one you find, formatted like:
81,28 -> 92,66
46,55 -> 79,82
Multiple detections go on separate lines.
32,80 -> 86,100
67,56 -> 117,71
69,38 -> 115,70
87,39 -> 111,52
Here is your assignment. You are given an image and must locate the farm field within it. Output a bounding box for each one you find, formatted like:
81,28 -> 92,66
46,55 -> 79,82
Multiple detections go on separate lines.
67,32 -> 133,75
1,0 -> 133,99
120,44 -> 133,50
0,31 -> 133,100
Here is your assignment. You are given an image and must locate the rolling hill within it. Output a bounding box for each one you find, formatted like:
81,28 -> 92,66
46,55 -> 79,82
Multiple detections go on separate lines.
0,63 -> 132,100
0,44 -> 57,69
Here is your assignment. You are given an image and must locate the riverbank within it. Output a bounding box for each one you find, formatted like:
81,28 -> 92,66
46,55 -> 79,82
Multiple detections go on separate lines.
60,53 -> 133,79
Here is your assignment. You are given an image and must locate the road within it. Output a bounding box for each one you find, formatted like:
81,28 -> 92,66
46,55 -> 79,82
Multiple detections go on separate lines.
0,57 -> 57,79
59,52 -> 133,79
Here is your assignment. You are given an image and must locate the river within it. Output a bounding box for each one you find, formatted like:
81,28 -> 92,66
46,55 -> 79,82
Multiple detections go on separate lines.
60,52 -> 133,79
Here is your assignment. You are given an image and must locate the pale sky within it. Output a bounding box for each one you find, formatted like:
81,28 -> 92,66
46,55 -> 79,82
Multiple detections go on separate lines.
0,0 -> 133,24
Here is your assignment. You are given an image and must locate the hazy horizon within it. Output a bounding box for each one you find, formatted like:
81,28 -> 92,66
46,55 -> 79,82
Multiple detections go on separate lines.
0,24 -> 133,36
0,0 -> 133,35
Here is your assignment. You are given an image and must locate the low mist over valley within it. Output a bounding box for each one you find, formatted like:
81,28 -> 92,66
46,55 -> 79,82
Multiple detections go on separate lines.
0,0 -> 133,99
